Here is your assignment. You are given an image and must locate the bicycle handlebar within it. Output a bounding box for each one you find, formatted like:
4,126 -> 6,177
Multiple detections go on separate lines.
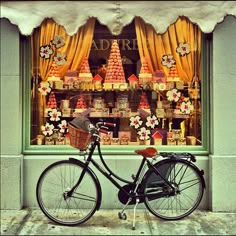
95,121 -> 116,128
89,120 -> 116,137
98,128 -> 111,134
104,122 -> 116,128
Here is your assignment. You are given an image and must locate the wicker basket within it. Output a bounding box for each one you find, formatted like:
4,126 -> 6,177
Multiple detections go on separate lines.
68,124 -> 92,151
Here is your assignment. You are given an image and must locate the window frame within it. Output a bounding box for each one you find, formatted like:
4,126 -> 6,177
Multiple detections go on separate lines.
22,29 -> 211,156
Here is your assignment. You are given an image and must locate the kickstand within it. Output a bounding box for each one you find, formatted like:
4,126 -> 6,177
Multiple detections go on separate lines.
132,198 -> 140,230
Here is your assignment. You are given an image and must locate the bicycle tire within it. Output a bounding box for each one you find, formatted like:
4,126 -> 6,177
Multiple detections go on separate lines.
142,159 -> 205,220
36,159 -> 101,226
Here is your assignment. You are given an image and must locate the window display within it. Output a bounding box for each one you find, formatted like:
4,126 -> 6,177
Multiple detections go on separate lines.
30,17 -> 202,147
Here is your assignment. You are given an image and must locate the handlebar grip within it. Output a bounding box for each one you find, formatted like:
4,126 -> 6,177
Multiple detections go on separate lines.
98,129 -> 110,134
104,122 -> 116,127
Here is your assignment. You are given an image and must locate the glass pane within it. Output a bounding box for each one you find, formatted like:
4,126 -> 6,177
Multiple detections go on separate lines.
30,17 -> 202,147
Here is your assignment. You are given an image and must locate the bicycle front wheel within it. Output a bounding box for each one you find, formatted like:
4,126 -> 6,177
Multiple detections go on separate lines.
143,159 -> 205,220
36,160 -> 101,226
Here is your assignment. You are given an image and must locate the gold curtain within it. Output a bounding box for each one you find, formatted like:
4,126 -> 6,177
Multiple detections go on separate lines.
31,17 -> 96,81
30,17 -> 95,138
134,16 -> 201,83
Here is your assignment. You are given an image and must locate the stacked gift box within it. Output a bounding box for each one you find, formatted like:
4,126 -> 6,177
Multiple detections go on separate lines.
63,70 -> 78,89
89,97 -> 109,117
112,94 -> 131,117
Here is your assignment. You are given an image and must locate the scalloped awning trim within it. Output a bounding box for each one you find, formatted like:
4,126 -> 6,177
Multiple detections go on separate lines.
1,1 -> 236,35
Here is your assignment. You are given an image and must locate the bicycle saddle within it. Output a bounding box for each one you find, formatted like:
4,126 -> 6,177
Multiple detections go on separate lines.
135,147 -> 158,158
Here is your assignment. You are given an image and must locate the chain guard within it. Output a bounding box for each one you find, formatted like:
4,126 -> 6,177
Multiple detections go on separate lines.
118,184 -> 144,205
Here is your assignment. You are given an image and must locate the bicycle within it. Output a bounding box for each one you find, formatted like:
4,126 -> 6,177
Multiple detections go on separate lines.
36,116 -> 205,230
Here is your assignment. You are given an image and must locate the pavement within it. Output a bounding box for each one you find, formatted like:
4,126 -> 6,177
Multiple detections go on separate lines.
1,208 -> 236,235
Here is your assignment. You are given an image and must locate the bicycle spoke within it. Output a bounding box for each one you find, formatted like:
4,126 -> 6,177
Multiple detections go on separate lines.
144,160 -> 204,220
36,161 -> 99,225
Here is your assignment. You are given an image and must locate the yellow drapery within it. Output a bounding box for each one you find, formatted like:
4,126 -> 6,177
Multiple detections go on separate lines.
135,16 -> 202,139
30,17 -> 95,137
134,16 -> 201,83
31,17 -> 96,81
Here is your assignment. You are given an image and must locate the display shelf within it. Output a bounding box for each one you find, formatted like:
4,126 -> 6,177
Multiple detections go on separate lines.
38,79 -> 201,148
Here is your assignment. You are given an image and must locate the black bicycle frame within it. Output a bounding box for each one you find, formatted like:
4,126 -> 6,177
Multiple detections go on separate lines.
70,139 -> 175,199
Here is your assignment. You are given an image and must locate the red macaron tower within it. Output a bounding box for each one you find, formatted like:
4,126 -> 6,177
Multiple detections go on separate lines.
47,62 -> 63,89
78,57 -> 93,91
72,93 -> 88,117
138,57 -> 152,88
75,93 -> 87,111
138,92 -> 151,115
45,91 -> 57,116
166,64 -> 180,82
103,40 -> 128,91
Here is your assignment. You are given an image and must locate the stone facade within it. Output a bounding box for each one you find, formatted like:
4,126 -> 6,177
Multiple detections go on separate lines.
1,16 -> 236,211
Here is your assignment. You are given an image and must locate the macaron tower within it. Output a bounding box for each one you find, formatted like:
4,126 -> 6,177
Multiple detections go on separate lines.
138,57 -> 152,86
103,40 -> 128,90
78,57 -> 93,90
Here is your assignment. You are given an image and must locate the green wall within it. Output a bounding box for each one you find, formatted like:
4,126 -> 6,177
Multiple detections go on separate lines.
1,16 -> 236,211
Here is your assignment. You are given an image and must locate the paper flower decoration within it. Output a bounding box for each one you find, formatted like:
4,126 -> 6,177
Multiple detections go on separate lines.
48,109 -> 61,122
180,101 -> 194,114
138,127 -> 151,140
176,42 -> 190,56
52,35 -> 65,48
40,45 -> 53,59
54,52 -> 67,65
161,55 -> 176,68
167,88 -> 181,102
130,116 -> 143,129
38,81 -> 51,95
41,122 -> 54,136
58,120 -> 68,133
146,115 -> 159,129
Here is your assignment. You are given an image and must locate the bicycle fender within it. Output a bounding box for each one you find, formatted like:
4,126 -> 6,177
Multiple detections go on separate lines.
69,158 -> 102,211
171,159 -> 206,189
141,159 -> 206,190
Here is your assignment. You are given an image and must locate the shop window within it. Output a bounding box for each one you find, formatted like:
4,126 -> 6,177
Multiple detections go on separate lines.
29,16 -> 204,149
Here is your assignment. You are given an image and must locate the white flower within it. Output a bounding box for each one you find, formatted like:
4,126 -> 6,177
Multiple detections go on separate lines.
52,35 -> 65,48
41,122 -> 54,136
40,45 -> 53,59
180,101 -> 194,114
176,42 -> 190,56
54,52 -> 67,65
161,54 -> 176,68
146,115 -> 159,129
38,81 -> 51,95
138,127 -> 151,140
58,120 -> 68,133
48,109 -> 61,122
130,116 -> 143,129
166,88 -> 181,102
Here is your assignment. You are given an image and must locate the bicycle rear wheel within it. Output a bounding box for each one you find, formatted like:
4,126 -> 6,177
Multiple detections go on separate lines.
36,160 -> 101,226
143,159 -> 205,220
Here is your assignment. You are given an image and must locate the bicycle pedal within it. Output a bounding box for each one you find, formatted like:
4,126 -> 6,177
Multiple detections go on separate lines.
118,212 -> 127,220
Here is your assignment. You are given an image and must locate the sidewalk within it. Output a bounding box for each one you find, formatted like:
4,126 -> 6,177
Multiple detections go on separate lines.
1,208 -> 236,235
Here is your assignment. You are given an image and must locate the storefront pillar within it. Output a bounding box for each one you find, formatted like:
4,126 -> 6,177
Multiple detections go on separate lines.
0,18 -> 23,209
210,15 -> 236,212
